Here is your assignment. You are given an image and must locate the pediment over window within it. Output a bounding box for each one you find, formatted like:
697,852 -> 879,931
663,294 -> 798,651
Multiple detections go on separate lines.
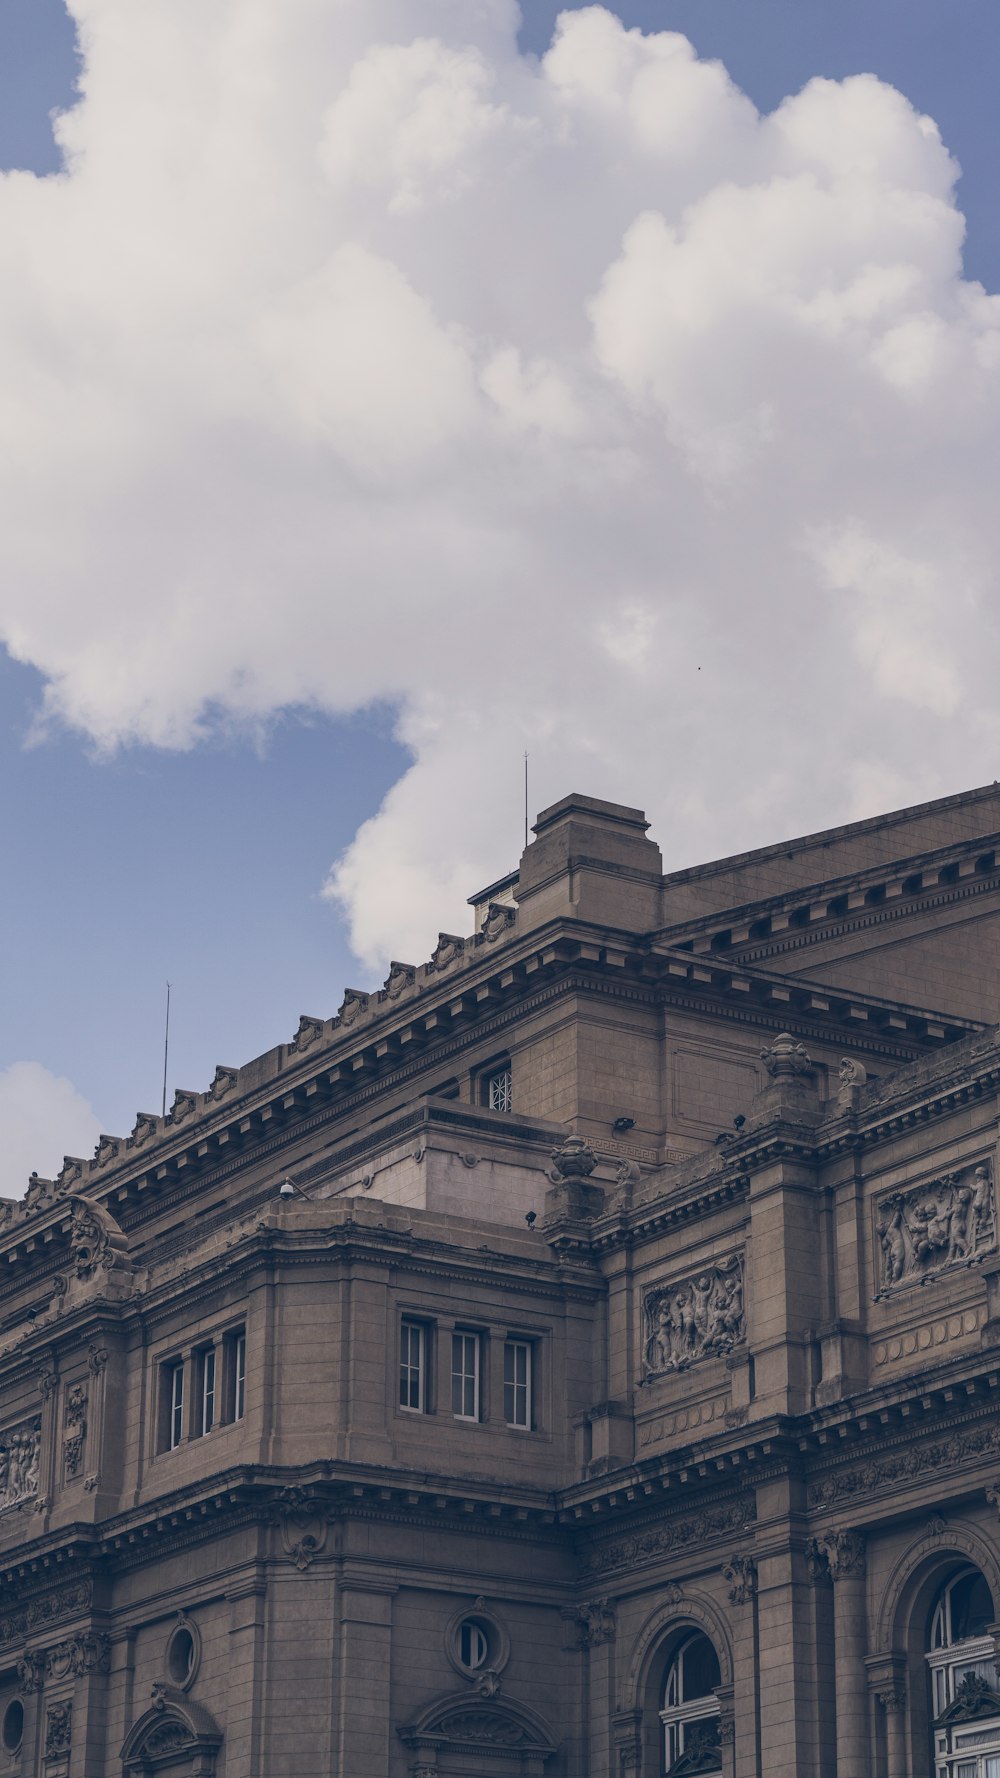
934,1672 -> 1000,1726
400,1689 -> 557,1769
120,1686 -> 222,1776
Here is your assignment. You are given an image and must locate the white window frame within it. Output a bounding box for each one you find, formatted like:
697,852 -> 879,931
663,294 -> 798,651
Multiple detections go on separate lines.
233,1330 -> 246,1421
659,1634 -> 722,1773
198,1346 -> 216,1437
400,1320 -> 427,1413
927,1569 -> 1000,1778
168,1360 -> 185,1451
451,1330 -> 481,1421
504,1337 -> 532,1428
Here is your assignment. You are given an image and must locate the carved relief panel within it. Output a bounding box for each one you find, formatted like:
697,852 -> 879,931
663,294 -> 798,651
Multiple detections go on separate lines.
874,1160 -> 995,1297
0,1418 -> 41,1514
642,1254 -> 745,1377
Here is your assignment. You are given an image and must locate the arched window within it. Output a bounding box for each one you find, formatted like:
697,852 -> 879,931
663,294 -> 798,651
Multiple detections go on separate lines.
659,1631 -> 722,1774
926,1567 -> 1000,1778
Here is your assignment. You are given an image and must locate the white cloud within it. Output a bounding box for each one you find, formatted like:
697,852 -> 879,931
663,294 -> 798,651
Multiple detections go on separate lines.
0,1063 -> 100,1199
1,3 -> 999,971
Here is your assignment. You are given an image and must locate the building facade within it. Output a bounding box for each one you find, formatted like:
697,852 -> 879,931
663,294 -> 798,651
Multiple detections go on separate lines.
2,787 -> 1000,1777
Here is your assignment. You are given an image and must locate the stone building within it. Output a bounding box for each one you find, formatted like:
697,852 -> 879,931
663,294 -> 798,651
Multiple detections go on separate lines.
2,785 -> 1000,1777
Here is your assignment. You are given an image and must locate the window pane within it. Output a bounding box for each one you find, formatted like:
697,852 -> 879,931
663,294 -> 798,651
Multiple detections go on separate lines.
452,1332 -> 480,1419
202,1347 -> 216,1435
234,1333 -> 246,1420
682,1634 -> 721,1701
400,1323 -> 424,1411
169,1364 -> 184,1449
504,1339 -> 531,1427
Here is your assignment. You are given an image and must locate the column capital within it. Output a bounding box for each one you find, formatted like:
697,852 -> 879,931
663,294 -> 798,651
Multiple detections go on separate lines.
809,1528 -> 866,1580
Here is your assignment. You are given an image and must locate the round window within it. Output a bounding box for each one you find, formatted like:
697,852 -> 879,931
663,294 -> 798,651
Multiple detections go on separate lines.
458,1618 -> 490,1672
445,1600 -> 510,1683
165,1622 -> 197,1688
2,1699 -> 24,1753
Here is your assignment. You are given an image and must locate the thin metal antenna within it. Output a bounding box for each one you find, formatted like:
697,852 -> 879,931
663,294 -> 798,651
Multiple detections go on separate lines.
524,751 -> 529,849
161,982 -> 171,1118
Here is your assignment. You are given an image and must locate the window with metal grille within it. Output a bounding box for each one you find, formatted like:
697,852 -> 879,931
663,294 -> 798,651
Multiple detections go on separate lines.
488,1067 -> 512,1112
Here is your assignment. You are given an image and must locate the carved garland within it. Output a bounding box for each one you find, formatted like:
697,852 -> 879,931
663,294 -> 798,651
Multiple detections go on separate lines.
584,1498 -> 754,1577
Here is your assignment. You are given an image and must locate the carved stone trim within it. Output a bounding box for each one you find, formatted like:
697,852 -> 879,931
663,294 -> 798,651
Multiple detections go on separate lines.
44,1700 -> 71,1763
810,1419 -> 1000,1509
62,1384 -> 87,1481
643,1255 -> 745,1377
587,1499 -> 754,1578
0,1580 -> 94,1652
723,1554 -> 757,1605
272,1487 -> 328,1571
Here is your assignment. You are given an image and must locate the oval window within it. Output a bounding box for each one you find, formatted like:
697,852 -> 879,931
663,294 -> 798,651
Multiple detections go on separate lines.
166,1624 -> 196,1687
2,1699 -> 24,1753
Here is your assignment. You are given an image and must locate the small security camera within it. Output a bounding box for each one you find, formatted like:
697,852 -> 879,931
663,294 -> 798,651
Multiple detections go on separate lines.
612,1116 -> 635,1134
279,1178 -> 296,1198
733,1114 -> 746,1130
525,1210 -> 537,1228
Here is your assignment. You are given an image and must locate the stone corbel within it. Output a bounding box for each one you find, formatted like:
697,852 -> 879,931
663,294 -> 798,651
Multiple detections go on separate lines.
864,1651 -> 908,1713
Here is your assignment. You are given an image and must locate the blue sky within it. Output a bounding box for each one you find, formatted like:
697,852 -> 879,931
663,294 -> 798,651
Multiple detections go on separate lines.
0,0 -> 998,1187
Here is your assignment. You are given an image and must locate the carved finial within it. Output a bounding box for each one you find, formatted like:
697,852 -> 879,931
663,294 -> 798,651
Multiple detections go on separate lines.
337,990 -> 369,1026
382,962 -> 416,1001
760,1033 -> 812,1077
480,902 -> 516,944
548,1136 -> 597,1183
291,1015 -> 324,1053
428,932 -> 465,972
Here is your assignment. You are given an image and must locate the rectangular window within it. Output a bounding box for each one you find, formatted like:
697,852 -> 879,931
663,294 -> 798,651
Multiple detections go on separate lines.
222,1326 -> 246,1424
167,1360 -> 184,1450
452,1331 -> 481,1420
504,1338 -> 532,1428
196,1346 -> 216,1437
400,1321 -> 426,1412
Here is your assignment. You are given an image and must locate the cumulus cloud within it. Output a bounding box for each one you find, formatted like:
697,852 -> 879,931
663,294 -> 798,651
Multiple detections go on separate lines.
0,1063 -> 100,1199
1,1 -> 999,970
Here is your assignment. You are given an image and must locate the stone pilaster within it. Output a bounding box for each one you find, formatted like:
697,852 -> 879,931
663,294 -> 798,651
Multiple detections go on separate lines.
814,1531 -> 868,1778
865,1653 -> 908,1778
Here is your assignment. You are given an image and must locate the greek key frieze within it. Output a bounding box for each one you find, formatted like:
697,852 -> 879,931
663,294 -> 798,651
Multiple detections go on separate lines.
642,1254 -> 745,1377
875,1161 -> 995,1297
